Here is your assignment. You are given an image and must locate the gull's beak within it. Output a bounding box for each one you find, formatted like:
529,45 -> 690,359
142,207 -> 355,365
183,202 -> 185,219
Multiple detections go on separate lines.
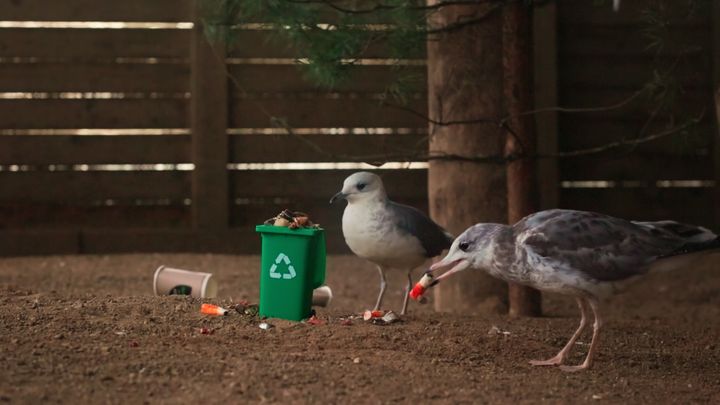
428,255 -> 470,282
329,191 -> 347,204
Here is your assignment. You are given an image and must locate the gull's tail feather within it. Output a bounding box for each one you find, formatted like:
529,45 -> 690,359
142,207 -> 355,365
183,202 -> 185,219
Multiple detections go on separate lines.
632,220 -> 718,273
632,220 -> 716,244
659,237 -> 720,259
650,237 -> 720,273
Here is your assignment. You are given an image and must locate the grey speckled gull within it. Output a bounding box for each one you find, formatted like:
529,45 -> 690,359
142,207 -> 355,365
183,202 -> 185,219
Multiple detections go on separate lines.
429,209 -> 718,371
330,172 -> 453,315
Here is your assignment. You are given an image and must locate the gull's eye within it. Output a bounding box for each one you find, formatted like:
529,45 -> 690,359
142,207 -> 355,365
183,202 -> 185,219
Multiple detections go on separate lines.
357,183 -> 366,191
458,241 -> 470,252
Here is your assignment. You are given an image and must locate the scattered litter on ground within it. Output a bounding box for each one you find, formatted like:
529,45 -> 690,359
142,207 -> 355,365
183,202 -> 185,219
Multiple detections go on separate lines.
200,303 -> 229,316
154,266 -> 216,298
362,310 -> 384,321
311,286 -> 333,307
198,327 -> 214,335
236,303 -> 259,317
361,310 -> 402,326
372,311 -> 401,326
487,325 -> 511,336
380,311 -> 400,324
258,322 -> 273,330
305,315 -> 324,325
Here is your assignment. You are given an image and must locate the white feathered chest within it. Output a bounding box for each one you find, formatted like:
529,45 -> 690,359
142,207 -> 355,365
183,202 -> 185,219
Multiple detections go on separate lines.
342,200 -> 426,269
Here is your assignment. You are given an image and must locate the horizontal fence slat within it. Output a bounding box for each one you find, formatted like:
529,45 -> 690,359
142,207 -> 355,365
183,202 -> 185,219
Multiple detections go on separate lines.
0,62 -> 189,92
559,154 -> 713,181
228,64 -> 426,93
228,30 -> 425,59
230,97 -> 426,128
4,0 -> 193,22
559,120 -> 713,156
0,229 -> 258,256
0,135 -> 190,164
0,99 -> 188,129
0,28 -> 190,59
560,187 -> 714,227
0,230 -> 79,256
0,171 -> 190,202
558,88 -> 713,119
230,134 -> 426,163
558,0 -> 711,25
231,169 -> 427,200
81,229 -> 246,254
0,226 -> 392,256
0,203 -> 189,229
560,55 -> 711,89
559,24 -> 711,57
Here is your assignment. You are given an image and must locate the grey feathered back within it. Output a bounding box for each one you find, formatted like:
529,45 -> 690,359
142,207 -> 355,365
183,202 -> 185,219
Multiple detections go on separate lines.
387,201 -> 454,257
514,209 -> 716,282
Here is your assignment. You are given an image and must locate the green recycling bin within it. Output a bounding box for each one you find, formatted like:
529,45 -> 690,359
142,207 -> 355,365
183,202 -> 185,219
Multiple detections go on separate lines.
256,225 -> 326,321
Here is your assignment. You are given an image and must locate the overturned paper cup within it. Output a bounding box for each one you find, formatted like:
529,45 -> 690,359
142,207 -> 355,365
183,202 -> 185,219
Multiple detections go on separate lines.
311,285 -> 333,307
153,266 -> 217,298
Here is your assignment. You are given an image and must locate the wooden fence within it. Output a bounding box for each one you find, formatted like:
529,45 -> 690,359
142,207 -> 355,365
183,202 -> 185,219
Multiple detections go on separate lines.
553,0 -> 719,228
0,0 -> 718,256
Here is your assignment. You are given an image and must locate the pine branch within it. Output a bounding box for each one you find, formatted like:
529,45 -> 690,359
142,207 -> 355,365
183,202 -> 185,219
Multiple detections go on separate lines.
282,0 -> 510,15
550,112 -> 704,158
425,3 -> 505,34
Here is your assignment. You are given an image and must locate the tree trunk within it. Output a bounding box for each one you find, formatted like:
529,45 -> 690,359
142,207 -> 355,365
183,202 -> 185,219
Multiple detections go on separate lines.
715,88 -> 720,231
427,2 -> 508,313
503,2 -> 542,317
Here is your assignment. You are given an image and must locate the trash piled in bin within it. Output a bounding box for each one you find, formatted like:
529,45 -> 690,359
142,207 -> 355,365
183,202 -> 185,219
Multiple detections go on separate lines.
264,209 -> 321,230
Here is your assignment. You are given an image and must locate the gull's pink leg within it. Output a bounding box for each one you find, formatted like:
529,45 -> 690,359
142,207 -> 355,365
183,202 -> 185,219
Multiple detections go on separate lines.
560,297 -> 602,372
373,266 -> 387,311
530,297 -> 589,366
400,270 -> 413,315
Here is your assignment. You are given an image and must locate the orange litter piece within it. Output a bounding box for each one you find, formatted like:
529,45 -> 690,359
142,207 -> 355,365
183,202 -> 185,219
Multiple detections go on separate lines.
200,303 -> 229,316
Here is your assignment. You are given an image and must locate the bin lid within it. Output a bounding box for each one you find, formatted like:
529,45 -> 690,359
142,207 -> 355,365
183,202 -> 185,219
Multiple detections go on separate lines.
255,224 -> 324,236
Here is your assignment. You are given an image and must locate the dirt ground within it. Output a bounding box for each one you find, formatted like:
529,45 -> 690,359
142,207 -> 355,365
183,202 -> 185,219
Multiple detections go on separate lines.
0,252 -> 719,404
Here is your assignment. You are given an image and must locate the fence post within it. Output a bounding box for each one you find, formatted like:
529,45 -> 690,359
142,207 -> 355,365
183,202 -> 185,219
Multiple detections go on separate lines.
713,1 -> 720,231
504,2 -> 542,317
191,1 -> 229,232
533,1 -> 559,211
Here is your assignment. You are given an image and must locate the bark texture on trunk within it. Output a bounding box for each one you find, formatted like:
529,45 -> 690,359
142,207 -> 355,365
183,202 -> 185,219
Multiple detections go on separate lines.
503,2 -> 542,317
427,2 -> 508,313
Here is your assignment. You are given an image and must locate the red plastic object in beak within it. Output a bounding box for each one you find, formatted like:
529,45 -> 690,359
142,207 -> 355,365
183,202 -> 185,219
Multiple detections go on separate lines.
409,273 -> 435,300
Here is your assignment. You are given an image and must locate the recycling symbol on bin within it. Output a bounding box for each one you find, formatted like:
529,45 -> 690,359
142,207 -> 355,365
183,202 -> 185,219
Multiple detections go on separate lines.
269,253 -> 297,280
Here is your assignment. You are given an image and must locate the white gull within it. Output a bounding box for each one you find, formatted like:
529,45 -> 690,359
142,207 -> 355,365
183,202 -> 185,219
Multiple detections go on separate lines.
330,172 -> 453,314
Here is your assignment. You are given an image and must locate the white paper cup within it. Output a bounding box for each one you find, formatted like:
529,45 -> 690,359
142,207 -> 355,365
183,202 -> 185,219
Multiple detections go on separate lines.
311,285 -> 333,307
153,266 -> 217,298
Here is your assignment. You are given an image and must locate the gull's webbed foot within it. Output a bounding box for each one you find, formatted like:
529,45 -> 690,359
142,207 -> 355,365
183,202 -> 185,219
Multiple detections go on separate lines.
529,354 -> 565,367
